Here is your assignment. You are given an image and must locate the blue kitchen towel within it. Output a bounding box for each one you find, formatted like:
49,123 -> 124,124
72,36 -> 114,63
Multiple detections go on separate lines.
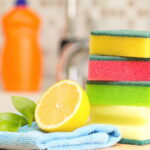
0,123 -> 121,150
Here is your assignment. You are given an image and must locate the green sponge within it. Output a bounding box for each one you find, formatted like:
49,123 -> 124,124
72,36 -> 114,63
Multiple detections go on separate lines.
120,138 -> 150,145
86,81 -> 150,106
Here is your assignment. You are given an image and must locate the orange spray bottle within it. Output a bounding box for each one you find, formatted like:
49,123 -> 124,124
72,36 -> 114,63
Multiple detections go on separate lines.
2,0 -> 42,91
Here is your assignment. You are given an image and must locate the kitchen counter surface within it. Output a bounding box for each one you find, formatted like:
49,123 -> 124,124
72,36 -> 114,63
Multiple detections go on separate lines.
0,144 -> 149,150
100,144 -> 150,150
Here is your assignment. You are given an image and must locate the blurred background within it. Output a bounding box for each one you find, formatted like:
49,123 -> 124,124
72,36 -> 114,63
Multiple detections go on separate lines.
0,0 -> 150,112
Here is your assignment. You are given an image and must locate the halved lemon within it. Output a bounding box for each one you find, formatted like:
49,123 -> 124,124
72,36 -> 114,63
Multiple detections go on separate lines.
35,80 -> 90,132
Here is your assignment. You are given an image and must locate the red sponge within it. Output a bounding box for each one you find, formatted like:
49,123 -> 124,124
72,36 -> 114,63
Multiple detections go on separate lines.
88,55 -> 150,81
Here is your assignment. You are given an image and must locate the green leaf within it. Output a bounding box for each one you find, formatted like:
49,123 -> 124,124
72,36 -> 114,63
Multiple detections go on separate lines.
11,96 -> 36,126
0,112 -> 27,127
0,120 -> 20,132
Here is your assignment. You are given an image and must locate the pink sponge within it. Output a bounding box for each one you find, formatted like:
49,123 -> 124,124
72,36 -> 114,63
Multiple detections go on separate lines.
88,55 -> 150,81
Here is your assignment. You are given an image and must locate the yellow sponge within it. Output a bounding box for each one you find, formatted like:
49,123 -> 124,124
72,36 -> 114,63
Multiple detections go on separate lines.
90,30 -> 150,58
90,105 -> 150,125
90,105 -> 150,141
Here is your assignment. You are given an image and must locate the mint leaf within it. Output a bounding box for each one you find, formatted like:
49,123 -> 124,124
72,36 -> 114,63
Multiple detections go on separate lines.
0,120 -> 21,132
11,96 -> 36,126
0,113 -> 27,126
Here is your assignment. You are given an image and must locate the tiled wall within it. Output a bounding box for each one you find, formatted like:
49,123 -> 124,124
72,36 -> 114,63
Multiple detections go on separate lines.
0,0 -> 150,88
76,0 -> 150,37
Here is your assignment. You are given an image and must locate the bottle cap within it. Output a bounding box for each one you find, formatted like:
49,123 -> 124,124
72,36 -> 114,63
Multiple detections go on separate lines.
16,0 -> 27,6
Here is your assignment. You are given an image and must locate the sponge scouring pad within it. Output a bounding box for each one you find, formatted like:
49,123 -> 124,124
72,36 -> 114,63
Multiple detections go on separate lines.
89,55 -> 150,81
90,105 -> 150,125
86,81 -> 150,106
90,30 -> 150,58
90,105 -> 150,145
91,105 -> 150,125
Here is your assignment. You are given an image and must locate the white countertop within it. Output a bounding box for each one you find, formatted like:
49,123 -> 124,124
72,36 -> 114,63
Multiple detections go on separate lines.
0,91 -> 42,113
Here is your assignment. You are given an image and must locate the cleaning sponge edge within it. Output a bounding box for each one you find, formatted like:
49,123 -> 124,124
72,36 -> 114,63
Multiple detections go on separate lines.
91,30 -> 150,38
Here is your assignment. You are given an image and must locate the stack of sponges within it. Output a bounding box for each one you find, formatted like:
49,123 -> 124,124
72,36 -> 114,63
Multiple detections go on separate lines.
86,30 -> 150,145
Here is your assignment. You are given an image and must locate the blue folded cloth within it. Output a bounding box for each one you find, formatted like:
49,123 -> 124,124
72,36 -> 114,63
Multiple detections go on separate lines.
0,123 -> 121,150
